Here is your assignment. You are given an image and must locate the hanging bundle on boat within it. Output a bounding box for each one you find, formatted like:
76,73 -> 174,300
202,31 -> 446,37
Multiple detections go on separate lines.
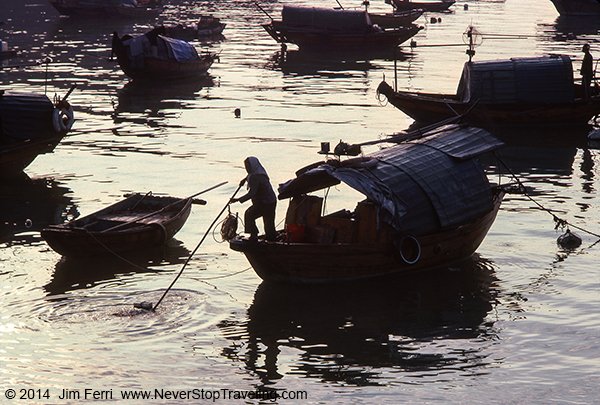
220,210 -> 239,242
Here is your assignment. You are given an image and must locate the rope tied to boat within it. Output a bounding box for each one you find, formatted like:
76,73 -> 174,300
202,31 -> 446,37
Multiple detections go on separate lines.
497,156 -> 600,246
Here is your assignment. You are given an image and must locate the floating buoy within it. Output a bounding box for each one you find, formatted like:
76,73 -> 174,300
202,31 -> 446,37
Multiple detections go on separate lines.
133,301 -> 154,311
430,17 -> 437,23
24,219 -> 32,228
557,229 -> 582,249
234,108 -> 241,118
438,17 -> 442,23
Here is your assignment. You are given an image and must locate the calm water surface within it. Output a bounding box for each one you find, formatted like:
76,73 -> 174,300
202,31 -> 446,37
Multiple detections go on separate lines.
1,0 -> 599,403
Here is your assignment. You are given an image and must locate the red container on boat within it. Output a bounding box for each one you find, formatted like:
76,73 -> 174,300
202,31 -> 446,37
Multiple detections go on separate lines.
286,223 -> 305,242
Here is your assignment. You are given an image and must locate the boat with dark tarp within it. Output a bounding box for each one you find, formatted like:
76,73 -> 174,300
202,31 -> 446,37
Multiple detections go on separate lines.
111,27 -> 217,81
230,124 -> 507,283
377,55 -> 600,127
41,193 -> 193,258
262,6 -> 422,51
1,89 -> 75,175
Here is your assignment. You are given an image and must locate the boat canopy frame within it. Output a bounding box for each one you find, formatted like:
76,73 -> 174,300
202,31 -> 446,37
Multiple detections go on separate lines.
278,124 -> 503,235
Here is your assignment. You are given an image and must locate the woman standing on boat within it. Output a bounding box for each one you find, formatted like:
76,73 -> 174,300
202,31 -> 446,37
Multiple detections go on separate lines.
230,157 -> 277,241
581,43 -> 594,100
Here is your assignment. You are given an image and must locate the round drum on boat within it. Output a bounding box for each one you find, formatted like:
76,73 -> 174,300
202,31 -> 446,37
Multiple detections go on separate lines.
395,235 -> 421,265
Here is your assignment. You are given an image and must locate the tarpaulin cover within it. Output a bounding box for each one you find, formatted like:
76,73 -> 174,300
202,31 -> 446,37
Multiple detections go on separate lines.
0,93 -> 54,143
281,6 -> 372,32
124,33 -> 198,63
278,125 -> 502,234
158,35 -> 199,62
456,55 -> 575,104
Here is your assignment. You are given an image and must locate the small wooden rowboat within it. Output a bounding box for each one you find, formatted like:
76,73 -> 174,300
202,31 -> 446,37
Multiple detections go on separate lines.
41,193 -> 193,257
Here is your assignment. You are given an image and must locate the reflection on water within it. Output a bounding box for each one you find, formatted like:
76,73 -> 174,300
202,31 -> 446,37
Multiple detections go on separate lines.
44,239 -> 191,296
114,76 -> 216,125
266,48 -> 410,78
220,256 -> 508,387
0,174 -> 76,245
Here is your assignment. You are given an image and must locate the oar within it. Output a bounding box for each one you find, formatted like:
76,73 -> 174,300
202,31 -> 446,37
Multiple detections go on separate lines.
135,182 -> 245,312
101,182 -> 227,233
255,2 -> 274,20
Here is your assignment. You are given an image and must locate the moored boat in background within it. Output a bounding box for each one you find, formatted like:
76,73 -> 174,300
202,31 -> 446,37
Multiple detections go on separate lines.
387,0 -> 455,12
48,0 -> 163,18
111,27 -> 217,81
377,55 -> 600,127
0,89 -> 75,175
230,124 -> 507,283
262,6 -> 422,51
165,15 -> 226,41
368,8 -> 424,29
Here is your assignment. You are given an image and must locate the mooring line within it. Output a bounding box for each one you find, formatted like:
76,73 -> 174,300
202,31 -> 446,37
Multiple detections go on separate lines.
497,157 -> 600,240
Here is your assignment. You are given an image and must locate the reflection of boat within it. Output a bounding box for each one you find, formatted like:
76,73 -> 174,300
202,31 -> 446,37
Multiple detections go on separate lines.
549,0 -> 600,16
49,0 -> 163,18
387,0 -> 455,12
0,173 -> 75,245
219,256 -> 502,386
377,55 -> 600,128
1,90 -> 75,175
268,49 -> 382,76
0,37 -> 16,59
41,193 -> 193,258
111,27 -> 217,81
368,9 -> 424,29
230,124 -> 506,283
44,239 -> 190,296
165,15 -> 226,40
115,76 -> 213,116
262,6 -> 422,51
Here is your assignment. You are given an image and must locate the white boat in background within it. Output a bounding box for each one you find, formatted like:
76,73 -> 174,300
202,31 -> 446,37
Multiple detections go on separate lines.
549,0 -> 600,16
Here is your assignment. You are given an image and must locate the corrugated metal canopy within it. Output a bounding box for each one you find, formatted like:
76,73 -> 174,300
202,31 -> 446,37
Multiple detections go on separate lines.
281,6 -> 371,32
278,125 -> 502,234
456,55 -> 575,104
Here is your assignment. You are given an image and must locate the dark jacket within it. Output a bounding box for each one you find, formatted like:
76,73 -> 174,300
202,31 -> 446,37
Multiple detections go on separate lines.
238,157 -> 277,205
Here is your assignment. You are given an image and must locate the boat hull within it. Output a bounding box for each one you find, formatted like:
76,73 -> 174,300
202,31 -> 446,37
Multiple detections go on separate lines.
389,0 -> 455,12
0,136 -> 64,175
41,195 -> 192,257
549,0 -> 600,15
368,9 -> 424,29
49,0 -> 162,17
377,80 -> 600,127
231,193 -> 503,283
264,23 -> 421,51
112,34 -> 216,81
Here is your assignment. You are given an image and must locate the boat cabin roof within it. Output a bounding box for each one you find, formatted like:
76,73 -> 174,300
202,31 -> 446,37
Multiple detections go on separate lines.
281,6 -> 373,32
278,124 -> 502,234
456,55 -> 575,104
0,92 -> 54,142
123,30 -> 199,62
